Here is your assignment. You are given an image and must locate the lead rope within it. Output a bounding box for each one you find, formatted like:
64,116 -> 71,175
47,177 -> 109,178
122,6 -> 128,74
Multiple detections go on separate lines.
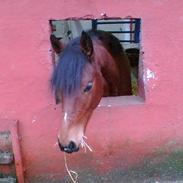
64,136 -> 93,183
64,152 -> 79,183
80,135 -> 93,153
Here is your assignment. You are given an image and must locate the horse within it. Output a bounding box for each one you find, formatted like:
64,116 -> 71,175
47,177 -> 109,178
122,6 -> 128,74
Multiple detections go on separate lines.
50,30 -> 132,153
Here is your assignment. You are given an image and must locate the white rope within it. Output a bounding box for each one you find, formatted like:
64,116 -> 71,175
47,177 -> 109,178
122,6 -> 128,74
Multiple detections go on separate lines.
64,152 -> 78,183
63,136 -> 93,183
80,136 -> 93,153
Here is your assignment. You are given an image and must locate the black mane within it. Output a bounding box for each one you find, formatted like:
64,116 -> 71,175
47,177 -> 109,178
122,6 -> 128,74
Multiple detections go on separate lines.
51,37 -> 89,95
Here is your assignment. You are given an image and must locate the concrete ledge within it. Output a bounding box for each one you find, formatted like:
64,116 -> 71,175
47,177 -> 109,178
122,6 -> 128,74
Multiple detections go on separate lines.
0,152 -> 14,165
0,178 -> 16,183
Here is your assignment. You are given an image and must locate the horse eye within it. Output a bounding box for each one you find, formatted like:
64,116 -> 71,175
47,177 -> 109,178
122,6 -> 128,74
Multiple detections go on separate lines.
83,82 -> 93,93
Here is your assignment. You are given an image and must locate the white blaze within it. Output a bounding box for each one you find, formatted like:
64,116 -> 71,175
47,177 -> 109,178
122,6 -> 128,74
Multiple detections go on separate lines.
64,112 -> 68,122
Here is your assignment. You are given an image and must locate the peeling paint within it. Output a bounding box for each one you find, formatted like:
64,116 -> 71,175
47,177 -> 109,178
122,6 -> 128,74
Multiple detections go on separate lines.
145,68 -> 156,81
32,116 -> 37,123
142,68 -> 158,91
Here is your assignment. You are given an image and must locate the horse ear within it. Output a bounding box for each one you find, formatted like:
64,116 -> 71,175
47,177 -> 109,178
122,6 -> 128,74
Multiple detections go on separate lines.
80,31 -> 93,57
50,34 -> 64,54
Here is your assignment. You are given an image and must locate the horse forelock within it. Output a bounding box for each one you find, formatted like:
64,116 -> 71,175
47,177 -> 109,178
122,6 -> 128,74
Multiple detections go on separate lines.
51,38 -> 89,96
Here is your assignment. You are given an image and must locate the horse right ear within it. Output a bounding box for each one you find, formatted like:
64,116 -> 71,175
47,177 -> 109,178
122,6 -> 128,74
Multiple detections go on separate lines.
80,31 -> 93,57
50,34 -> 64,54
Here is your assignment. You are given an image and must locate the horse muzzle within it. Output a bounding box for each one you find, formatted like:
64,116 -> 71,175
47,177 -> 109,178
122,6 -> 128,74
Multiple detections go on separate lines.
58,139 -> 79,153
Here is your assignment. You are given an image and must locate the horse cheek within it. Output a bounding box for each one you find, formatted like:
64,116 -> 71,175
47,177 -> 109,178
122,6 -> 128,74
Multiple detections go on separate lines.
90,77 -> 103,109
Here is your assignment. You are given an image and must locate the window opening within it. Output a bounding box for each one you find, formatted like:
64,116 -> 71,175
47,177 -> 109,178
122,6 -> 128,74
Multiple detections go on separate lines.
49,18 -> 141,96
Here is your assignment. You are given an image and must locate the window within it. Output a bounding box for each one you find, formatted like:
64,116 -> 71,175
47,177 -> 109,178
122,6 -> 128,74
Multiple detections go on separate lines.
49,18 -> 144,101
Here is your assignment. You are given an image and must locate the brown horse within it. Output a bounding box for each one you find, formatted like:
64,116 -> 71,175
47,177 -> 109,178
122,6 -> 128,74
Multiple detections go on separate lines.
51,30 -> 132,153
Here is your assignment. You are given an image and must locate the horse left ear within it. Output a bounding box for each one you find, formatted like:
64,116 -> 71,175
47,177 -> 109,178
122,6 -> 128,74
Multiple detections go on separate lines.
80,31 -> 93,57
50,34 -> 64,54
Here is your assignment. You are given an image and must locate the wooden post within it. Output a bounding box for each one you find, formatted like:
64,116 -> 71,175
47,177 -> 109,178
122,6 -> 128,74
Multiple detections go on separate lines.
10,121 -> 24,183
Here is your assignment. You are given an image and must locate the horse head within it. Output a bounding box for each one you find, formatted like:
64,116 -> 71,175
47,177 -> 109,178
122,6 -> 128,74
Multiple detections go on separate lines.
51,31 -> 104,153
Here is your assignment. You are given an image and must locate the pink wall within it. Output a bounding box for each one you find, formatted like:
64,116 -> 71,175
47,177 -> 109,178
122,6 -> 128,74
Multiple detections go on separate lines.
1,0 -> 183,182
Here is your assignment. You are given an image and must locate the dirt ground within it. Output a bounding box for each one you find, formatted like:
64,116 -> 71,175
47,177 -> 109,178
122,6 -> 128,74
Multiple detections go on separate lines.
27,148 -> 183,183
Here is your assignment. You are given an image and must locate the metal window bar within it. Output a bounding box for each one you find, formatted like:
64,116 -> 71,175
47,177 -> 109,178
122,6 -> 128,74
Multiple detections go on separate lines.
92,19 -> 140,43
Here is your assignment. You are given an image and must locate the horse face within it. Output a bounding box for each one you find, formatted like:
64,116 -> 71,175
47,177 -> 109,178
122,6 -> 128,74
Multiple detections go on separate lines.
57,62 -> 103,153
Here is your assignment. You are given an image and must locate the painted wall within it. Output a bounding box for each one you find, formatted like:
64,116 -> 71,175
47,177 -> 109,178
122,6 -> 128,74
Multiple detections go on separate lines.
0,0 -> 183,182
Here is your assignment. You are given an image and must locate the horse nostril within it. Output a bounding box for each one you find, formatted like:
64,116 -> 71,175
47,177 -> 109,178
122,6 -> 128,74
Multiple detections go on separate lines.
65,141 -> 79,153
57,139 -> 79,153
68,141 -> 76,150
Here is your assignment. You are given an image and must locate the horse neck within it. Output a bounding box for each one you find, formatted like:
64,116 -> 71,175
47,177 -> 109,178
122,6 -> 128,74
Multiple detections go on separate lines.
92,41 -> 120,96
